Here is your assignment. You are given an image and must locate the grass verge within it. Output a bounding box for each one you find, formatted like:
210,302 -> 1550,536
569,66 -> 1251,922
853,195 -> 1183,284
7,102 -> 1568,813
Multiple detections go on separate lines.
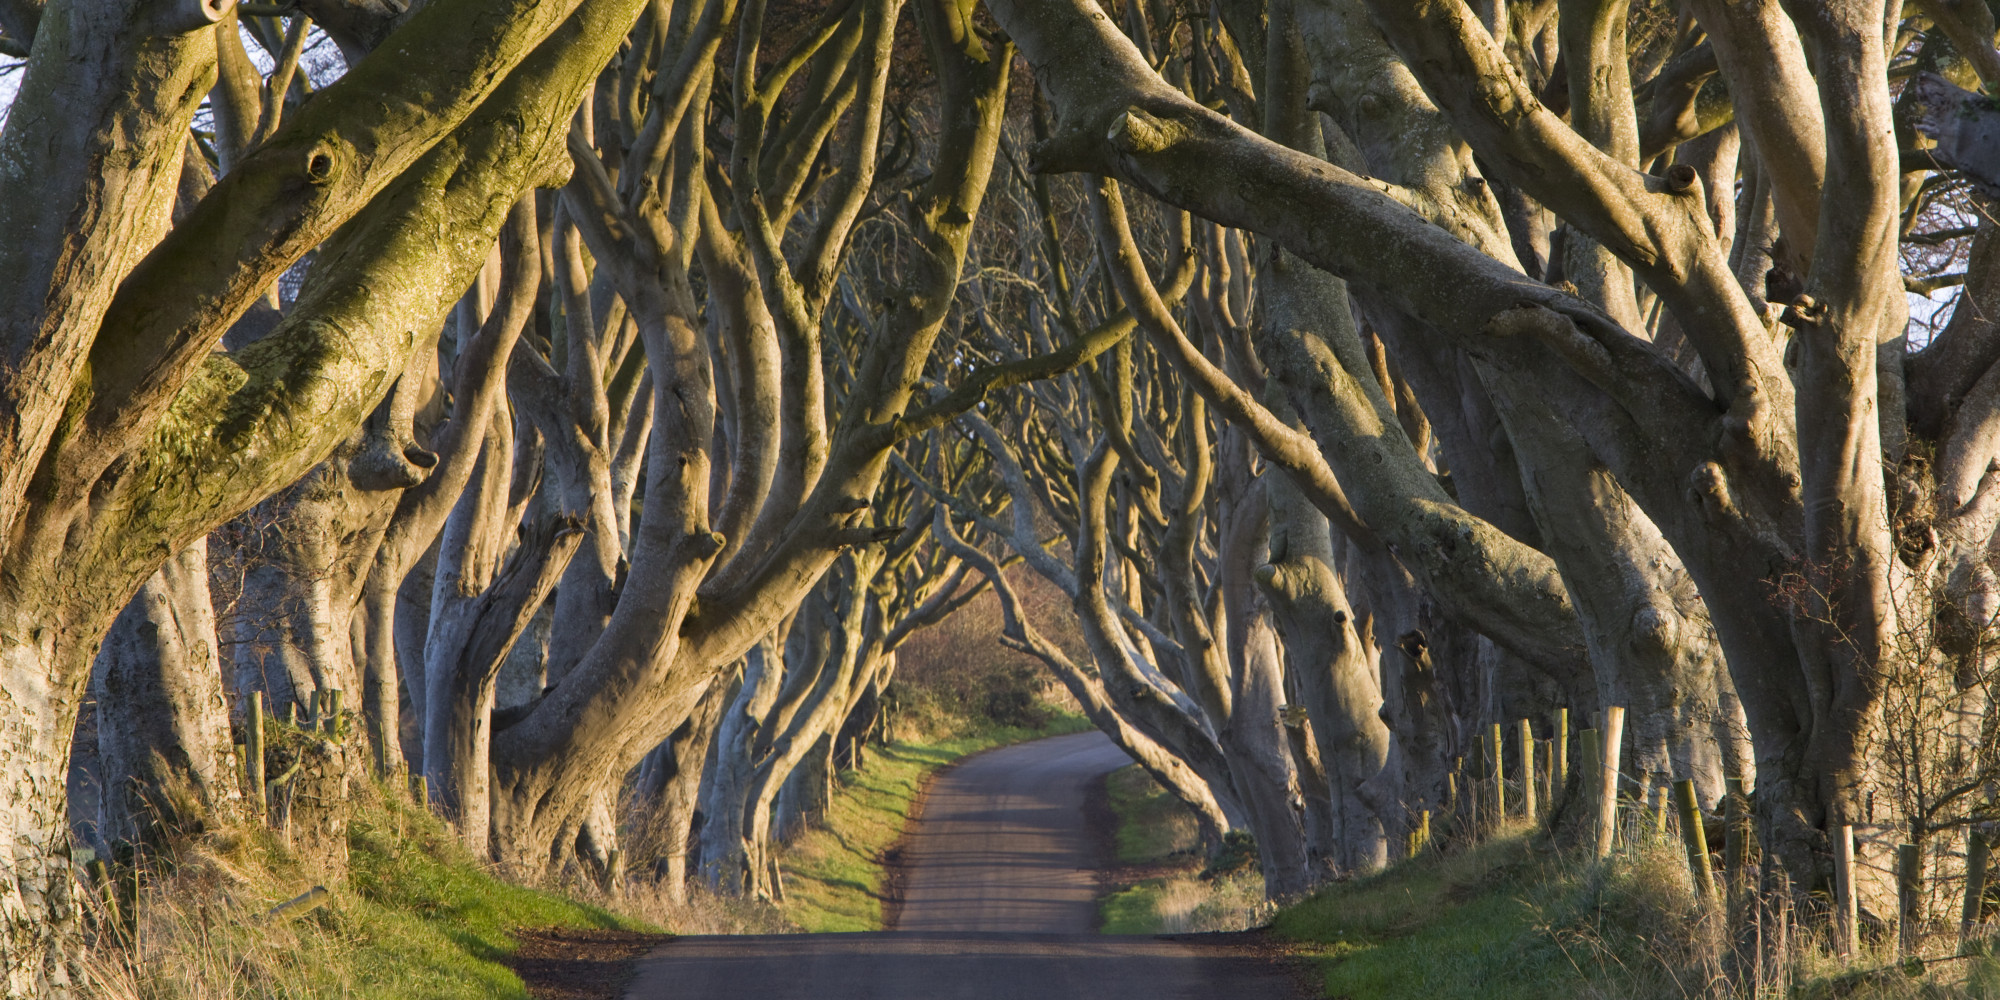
1270,822 -> 2000,1000
1095,764 -> 1268,935
84,786 -> 651,1000
776,715 -> 1089,932
1272,830 -> 1564,1000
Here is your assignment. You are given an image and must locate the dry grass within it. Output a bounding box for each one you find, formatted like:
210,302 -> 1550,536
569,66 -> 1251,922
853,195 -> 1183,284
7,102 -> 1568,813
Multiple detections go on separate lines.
1102,869 -> 1273,934
1272,817 -> 2000,1000
1097,764 -> 1272,935
78,786 -> 645,1000
538,870 -> 794,937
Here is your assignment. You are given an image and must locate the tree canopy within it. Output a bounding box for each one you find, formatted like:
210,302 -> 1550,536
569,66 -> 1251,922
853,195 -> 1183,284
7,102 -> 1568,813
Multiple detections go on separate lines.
4,0 -> 1998,993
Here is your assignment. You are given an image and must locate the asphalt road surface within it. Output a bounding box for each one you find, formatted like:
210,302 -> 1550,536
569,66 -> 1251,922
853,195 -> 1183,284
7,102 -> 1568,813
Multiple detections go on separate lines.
624,731 -> 1305,999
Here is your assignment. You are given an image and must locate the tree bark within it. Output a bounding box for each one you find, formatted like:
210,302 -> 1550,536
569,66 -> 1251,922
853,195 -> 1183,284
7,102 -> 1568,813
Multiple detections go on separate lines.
92,539 -> 239,848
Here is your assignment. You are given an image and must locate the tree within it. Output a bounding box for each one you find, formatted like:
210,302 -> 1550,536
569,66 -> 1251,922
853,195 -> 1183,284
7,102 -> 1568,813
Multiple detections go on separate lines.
981,0 -> 1995,913
0,0 -> 653,987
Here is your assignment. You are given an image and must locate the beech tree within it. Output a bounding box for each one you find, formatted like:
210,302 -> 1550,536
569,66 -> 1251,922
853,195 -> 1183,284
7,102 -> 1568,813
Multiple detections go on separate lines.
18,0 -> 2000,987
0,0 -> 668,986
973,0 -> 2000,916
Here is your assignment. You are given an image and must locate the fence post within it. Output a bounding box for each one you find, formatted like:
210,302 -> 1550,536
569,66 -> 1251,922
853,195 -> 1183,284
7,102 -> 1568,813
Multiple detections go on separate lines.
1556,708 -> 1569,790
1473,732 -> 1490,829
87,859 -> 124,943
1517,718 -> 1537,823
1595,707 -> 1624,858
1490,722 -> 1506,822
1673,779 -> 1714,899
247,691 -> 267,818
1835,823 -> 1859,960
1964,831 -> 1989,949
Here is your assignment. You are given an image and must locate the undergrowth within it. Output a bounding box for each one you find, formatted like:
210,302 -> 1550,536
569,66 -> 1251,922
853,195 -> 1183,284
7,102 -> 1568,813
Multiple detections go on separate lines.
1096,764 -> 1270,935
1272,823 -> 2000,1000
80,785 -> 646,1000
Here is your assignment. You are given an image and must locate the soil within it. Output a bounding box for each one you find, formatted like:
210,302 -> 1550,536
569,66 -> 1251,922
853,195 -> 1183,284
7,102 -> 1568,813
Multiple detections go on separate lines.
507,926 -> 671,1000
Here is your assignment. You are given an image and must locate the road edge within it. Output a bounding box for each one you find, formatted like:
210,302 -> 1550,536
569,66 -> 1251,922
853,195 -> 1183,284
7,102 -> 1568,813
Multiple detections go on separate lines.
877,736 -> 1025,931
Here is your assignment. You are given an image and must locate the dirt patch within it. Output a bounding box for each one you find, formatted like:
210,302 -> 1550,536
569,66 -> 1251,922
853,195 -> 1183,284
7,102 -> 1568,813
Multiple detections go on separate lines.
508,926 -> 670,1000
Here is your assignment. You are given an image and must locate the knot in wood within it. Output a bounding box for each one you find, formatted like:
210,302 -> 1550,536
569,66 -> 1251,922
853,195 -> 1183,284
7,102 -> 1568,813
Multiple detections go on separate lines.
160,0 -> 230,33
1476,78 -> 1522,125
1781,294 -> 1826,329
303,143 -> 340,186
1664,163 -> 1700,195
1106,108 -> 1184,155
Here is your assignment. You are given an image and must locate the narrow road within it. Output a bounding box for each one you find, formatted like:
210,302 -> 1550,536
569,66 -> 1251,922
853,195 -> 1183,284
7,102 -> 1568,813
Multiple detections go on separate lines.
623,731 -> 1304,1000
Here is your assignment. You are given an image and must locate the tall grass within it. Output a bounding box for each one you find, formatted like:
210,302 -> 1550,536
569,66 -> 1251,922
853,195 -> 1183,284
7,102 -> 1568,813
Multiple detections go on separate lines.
79,786 -> 645,1000
1096,764 -> 1272,935
1273,820 -> 2000,1000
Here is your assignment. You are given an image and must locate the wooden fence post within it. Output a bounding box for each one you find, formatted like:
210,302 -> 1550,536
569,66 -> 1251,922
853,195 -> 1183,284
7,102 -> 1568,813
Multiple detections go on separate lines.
1517,718 -> 1537,823
1673,779 -> 1713,899
1490,722 -> 1506,822
1595,707 -> 1625,858
1556,708 -> 1569,790
247,691 -> 267,818
1835,823 -> 1859,960
87,859 -> 124,943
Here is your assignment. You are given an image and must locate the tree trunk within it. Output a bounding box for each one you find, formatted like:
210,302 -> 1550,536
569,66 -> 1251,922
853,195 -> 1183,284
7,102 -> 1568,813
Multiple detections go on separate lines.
1259,467 -> 1392,872
643,676 -> 729,902
92,538 -> 239,847
700,643 -> 784,893
0,614 -> 101,998
423,425 -> 582,856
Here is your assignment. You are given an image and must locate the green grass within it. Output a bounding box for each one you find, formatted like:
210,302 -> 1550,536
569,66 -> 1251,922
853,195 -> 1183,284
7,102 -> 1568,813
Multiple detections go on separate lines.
334,793 -> 650,998
1269,823 -> 2000,1000
1272,832 -> 1564,1000
1098,763 -> 1202,934
98,786 -> 652,1000
1104,764 -> 1200,864
1099,882 -> 1169,934
778,715 -> 1089,932
1095,765 -> 1268,935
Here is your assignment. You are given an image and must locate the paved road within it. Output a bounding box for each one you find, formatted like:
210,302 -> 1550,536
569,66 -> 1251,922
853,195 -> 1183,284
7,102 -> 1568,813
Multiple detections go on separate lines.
624,731 -> 1303,1000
